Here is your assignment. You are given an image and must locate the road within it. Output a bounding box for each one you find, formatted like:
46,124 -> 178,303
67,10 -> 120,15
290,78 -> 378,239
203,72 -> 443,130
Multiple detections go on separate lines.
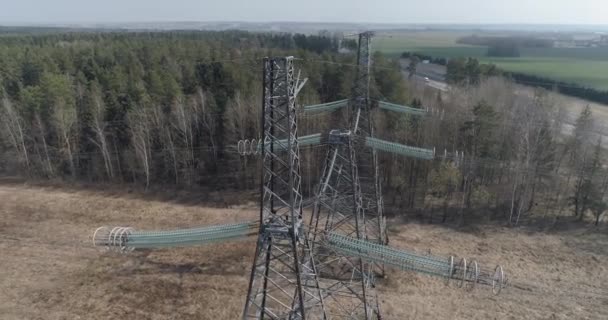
400,58 -> 448,92
423,78 -> 448,91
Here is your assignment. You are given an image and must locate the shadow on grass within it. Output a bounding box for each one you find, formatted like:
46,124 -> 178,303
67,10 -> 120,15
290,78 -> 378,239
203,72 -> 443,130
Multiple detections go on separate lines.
385,205 -> 608,238
106,249 -> 250,277
0,176 -> 258,209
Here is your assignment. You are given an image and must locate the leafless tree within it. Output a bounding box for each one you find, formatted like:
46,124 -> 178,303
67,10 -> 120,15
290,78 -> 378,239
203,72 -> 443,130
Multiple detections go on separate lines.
197,88 -> 218,163
89,87 -> 114,179
128,108 -> 153,189
33,113 -> 54,177
0,96 -> 30,171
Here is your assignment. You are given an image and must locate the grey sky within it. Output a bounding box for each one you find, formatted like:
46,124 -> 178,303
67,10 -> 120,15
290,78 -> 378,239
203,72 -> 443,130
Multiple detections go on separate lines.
0,0 -> 606,25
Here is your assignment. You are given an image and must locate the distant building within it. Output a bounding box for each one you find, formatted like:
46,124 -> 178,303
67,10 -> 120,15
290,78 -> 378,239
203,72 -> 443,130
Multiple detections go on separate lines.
553,34 -> 606,48
553,40 -> 576,48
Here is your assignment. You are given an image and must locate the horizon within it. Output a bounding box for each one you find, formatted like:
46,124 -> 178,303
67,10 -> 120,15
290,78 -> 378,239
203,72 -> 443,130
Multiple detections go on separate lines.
0,0 -> 606,26
2,21 -> 608,34
3,20 -> 608,26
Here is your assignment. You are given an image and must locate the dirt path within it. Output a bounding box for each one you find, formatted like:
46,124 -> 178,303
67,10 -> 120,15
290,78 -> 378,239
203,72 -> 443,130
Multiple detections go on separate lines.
1,184 -> 607,319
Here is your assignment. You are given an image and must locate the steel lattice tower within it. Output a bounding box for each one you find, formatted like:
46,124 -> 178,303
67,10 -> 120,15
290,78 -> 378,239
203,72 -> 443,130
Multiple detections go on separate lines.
298,32 -> 384,319
307,130 -> 380,319
243,57 -> 325,319
349,32 -> 386,248
92,53 -> 511,320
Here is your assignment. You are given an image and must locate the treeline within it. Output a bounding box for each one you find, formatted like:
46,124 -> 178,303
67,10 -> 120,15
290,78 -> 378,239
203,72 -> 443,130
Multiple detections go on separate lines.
443,56 -> 608,105
1,31 -> 607,226
400,50 -> 607,226
486,43 -> 520,57
458,35 -> 528,57
508,72 -> 608,105
0,30 -> 404,193
0,29 -> 344,53
457,35 -> 553,48
401,52 -> 448,66
445,57 -> 501,85
396,78 -> 607,226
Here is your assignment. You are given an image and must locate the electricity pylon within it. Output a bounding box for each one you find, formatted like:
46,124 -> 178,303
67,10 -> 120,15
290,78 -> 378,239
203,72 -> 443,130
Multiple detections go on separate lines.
242,57 -> 326,319
92,53 -> 510,320
299,32 -> 384,319
307,130 -> 380,319
349,32 -> 386,249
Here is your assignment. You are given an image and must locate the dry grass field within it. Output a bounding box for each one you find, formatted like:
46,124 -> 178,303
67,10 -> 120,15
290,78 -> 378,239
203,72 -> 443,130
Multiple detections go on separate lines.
1,183 -> 608,319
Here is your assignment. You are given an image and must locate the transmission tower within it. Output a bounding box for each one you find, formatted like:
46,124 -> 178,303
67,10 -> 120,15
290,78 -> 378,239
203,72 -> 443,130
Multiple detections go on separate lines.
92,48 -> 510,320
307,130 -> 380,319
299,32 -> 383,319
349,32 -> 386,249
242,57 -> 326,319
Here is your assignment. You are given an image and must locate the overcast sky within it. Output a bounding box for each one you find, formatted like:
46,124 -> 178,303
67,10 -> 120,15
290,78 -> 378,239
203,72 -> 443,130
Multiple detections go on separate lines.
0,0 -> 606,25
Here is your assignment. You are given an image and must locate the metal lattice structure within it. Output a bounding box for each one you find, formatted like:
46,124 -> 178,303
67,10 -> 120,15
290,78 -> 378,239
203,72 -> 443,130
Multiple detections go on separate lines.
91,46 -> 511,320
300,32 -> 386,319
307,130 -> 379,319
348,32 -> 386,249
242,57 -> 325,319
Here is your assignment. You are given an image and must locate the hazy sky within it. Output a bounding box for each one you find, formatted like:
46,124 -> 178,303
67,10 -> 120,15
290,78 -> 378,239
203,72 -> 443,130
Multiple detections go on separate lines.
0,0 -> 606,25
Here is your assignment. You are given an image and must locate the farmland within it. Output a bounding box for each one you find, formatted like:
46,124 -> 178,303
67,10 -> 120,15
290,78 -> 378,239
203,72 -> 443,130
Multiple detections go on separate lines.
375,31 -> 608,90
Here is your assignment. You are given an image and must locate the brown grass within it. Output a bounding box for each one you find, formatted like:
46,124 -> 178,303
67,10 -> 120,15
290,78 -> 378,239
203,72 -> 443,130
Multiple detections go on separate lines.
1,184 -> 607,319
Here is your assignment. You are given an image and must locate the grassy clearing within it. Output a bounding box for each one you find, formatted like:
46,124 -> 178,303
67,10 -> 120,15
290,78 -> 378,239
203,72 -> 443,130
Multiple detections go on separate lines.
1,184 -> 607,319
375,31 -> 608,90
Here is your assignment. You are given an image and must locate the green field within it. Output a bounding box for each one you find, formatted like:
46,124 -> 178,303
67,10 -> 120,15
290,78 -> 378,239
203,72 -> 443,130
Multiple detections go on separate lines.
375,31 -> 608,90
479,57 -> 608,90
374,31 -> 485,57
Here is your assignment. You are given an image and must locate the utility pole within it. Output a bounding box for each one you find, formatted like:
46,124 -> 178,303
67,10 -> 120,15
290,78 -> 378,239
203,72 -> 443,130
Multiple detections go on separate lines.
242,57 -> 325,319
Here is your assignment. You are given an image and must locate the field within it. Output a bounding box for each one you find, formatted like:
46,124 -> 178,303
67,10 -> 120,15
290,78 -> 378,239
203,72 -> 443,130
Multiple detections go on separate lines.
1,182 -> 608,319
374,31 -> 486,58
375,31 -> 608,90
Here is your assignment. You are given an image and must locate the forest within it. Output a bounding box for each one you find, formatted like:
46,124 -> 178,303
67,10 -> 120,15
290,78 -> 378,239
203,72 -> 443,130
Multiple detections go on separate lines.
0,30 -> 606,226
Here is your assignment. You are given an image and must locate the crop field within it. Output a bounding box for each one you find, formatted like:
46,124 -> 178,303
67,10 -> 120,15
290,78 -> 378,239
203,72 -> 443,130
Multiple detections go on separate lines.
479,57 -> 608,90
374,31 -> 485,57
375,31 -> 608,90
2,183 -> 608,319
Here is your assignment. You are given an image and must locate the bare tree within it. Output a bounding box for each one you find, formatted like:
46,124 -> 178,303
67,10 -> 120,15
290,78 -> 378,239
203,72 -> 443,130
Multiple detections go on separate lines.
568,106 -> 596,218
197,88 -> 218,164
172,94 -> 199,185
53,99 -> 77,179
34,113 -> 54,177
428,162 -> 461,223
128,108 -> 152,189
88,85 -> 114,179
0,96 -> 30,171
509,92 -> 555,225
151,103 -> 179,185
224,91 -> 259,188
